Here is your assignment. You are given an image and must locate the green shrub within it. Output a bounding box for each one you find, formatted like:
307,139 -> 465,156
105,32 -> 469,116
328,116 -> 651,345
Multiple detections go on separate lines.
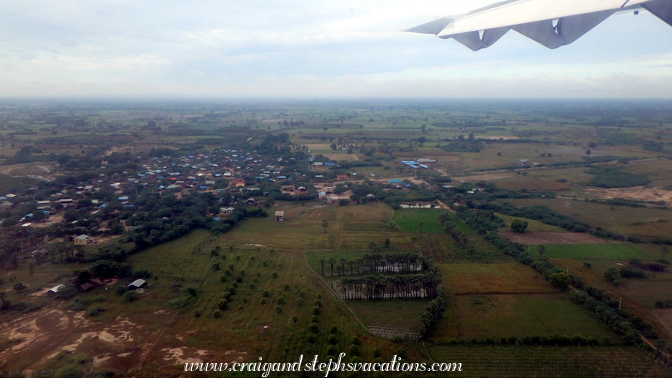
87,306 -> 105,316
123,291 -> 138,302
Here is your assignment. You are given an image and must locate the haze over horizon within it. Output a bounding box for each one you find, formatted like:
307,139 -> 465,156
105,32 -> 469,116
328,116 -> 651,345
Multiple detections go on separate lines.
1,0 -> 672,99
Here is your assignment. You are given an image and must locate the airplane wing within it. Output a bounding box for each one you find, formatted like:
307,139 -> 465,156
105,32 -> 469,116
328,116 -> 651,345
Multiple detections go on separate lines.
407,0 -> 672,51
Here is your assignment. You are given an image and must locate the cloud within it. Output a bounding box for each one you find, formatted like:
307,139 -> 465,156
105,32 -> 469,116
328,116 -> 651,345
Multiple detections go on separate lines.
0,0 -> 670,98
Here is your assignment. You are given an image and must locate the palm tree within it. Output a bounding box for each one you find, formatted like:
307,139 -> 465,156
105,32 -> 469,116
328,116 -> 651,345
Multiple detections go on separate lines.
339,259 -> 346,276
347,261 -> 354,275
418,221 -> 424,233
319,259 -> 325,276
328,258 -> 336,276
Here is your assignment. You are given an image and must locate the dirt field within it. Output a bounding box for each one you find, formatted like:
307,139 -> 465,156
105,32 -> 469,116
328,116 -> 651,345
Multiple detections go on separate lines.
651,309 -> 672,337
500,231 -> 610,245
583,186 -> 672,204
0,163 -> 57,181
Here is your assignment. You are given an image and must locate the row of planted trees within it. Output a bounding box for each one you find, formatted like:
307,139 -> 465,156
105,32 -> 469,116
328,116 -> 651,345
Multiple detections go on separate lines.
318,252 -> 430,276
443,221 -> 476,258
336,270 -> 442,300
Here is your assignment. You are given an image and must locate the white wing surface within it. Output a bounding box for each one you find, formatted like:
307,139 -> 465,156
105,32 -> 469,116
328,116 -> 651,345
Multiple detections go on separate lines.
408,0 -> 672,50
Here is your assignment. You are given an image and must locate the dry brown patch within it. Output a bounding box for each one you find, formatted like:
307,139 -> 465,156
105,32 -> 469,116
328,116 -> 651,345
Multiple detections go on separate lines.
651,309 -> 672,336
321,153 -> 359,161
455,173 -> 515,182
584,186 -> 672,204
501,231 -> 609,245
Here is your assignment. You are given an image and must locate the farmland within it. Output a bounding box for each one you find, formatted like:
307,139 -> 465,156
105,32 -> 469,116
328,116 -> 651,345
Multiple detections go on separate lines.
1,100 -> 672,377
433,293 -> 618,341
429,345 -> 672,378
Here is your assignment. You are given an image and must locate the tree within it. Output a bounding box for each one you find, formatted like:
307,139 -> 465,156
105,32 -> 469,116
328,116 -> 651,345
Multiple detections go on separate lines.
586,149 -> 592,156
322,219 -> 329,234
319,259 -> 325,276
537,245 -> 546,259
418,221 -> 424,233
510,220 -> 528,233
604,266 -> 620,286
549,272 -> 571,290
328,258 -> 336,275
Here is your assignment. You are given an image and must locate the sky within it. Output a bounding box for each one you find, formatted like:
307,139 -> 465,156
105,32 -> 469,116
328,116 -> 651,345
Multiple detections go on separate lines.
1,0 -> 671,99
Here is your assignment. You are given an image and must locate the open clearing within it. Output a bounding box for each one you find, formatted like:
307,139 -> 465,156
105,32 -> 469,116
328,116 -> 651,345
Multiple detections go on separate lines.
222,202 -> 412,250
439,263 -> 557,294
393,209 -> 475,234
493,198 -> 672,239
431,294 -> 617,341
501,231 -> 608,245
496,214 -> 567,232
346,299 -> 426,340
583,186 -> 672,205
541,243 -> 659,260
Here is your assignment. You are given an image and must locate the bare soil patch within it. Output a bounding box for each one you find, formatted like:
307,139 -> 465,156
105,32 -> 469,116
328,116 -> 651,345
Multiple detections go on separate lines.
651,309 -> 672,336
584,186 -> 672,204
455,173 -> 515,182
0,163 -> 57,180
500,231 -> 610,245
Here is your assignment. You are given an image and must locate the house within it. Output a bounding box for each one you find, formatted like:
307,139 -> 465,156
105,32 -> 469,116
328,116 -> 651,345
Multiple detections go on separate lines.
246,198 -> 256,205
128,279 -> 146,290
220,207 -> 235,216
275,211 -> 285,222
74,234 -> 90,246
416,159 -> 436,164
231,178 -> 246,188
517,159 -> 529,166
59,198 -> 74,206
337,175 -> 349,181
46,284 -> 67,296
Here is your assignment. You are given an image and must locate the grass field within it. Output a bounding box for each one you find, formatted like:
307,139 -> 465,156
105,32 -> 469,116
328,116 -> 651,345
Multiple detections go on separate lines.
431,293 -> 617,341
439,263 -> 557,294
541,243 -> 659,260
346,299 -> 427,337
495,198 -> 672,239
429,345 -> 672,378
393,209 -> 476,234
222,202 -> 412,250
496,213 -> 567,232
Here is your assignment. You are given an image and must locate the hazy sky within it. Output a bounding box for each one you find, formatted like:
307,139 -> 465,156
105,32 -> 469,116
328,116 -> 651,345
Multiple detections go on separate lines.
1,0 -> 671,99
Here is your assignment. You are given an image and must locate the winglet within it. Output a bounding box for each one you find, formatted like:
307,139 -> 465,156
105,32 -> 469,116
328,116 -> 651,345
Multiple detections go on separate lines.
406,17 -> 454,35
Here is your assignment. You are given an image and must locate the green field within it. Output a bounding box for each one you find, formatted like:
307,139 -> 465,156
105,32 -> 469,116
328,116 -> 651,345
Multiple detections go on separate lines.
429,345 -> 672,378
541,243 -> 659,260
393,209 -> 475,234
393,209 -> 447,233
496,213 -> 567,232
432,294 -> 617,341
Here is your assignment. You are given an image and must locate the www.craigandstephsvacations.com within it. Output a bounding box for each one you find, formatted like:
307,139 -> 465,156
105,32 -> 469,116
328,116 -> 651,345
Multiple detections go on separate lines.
184,353 -> 462,376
